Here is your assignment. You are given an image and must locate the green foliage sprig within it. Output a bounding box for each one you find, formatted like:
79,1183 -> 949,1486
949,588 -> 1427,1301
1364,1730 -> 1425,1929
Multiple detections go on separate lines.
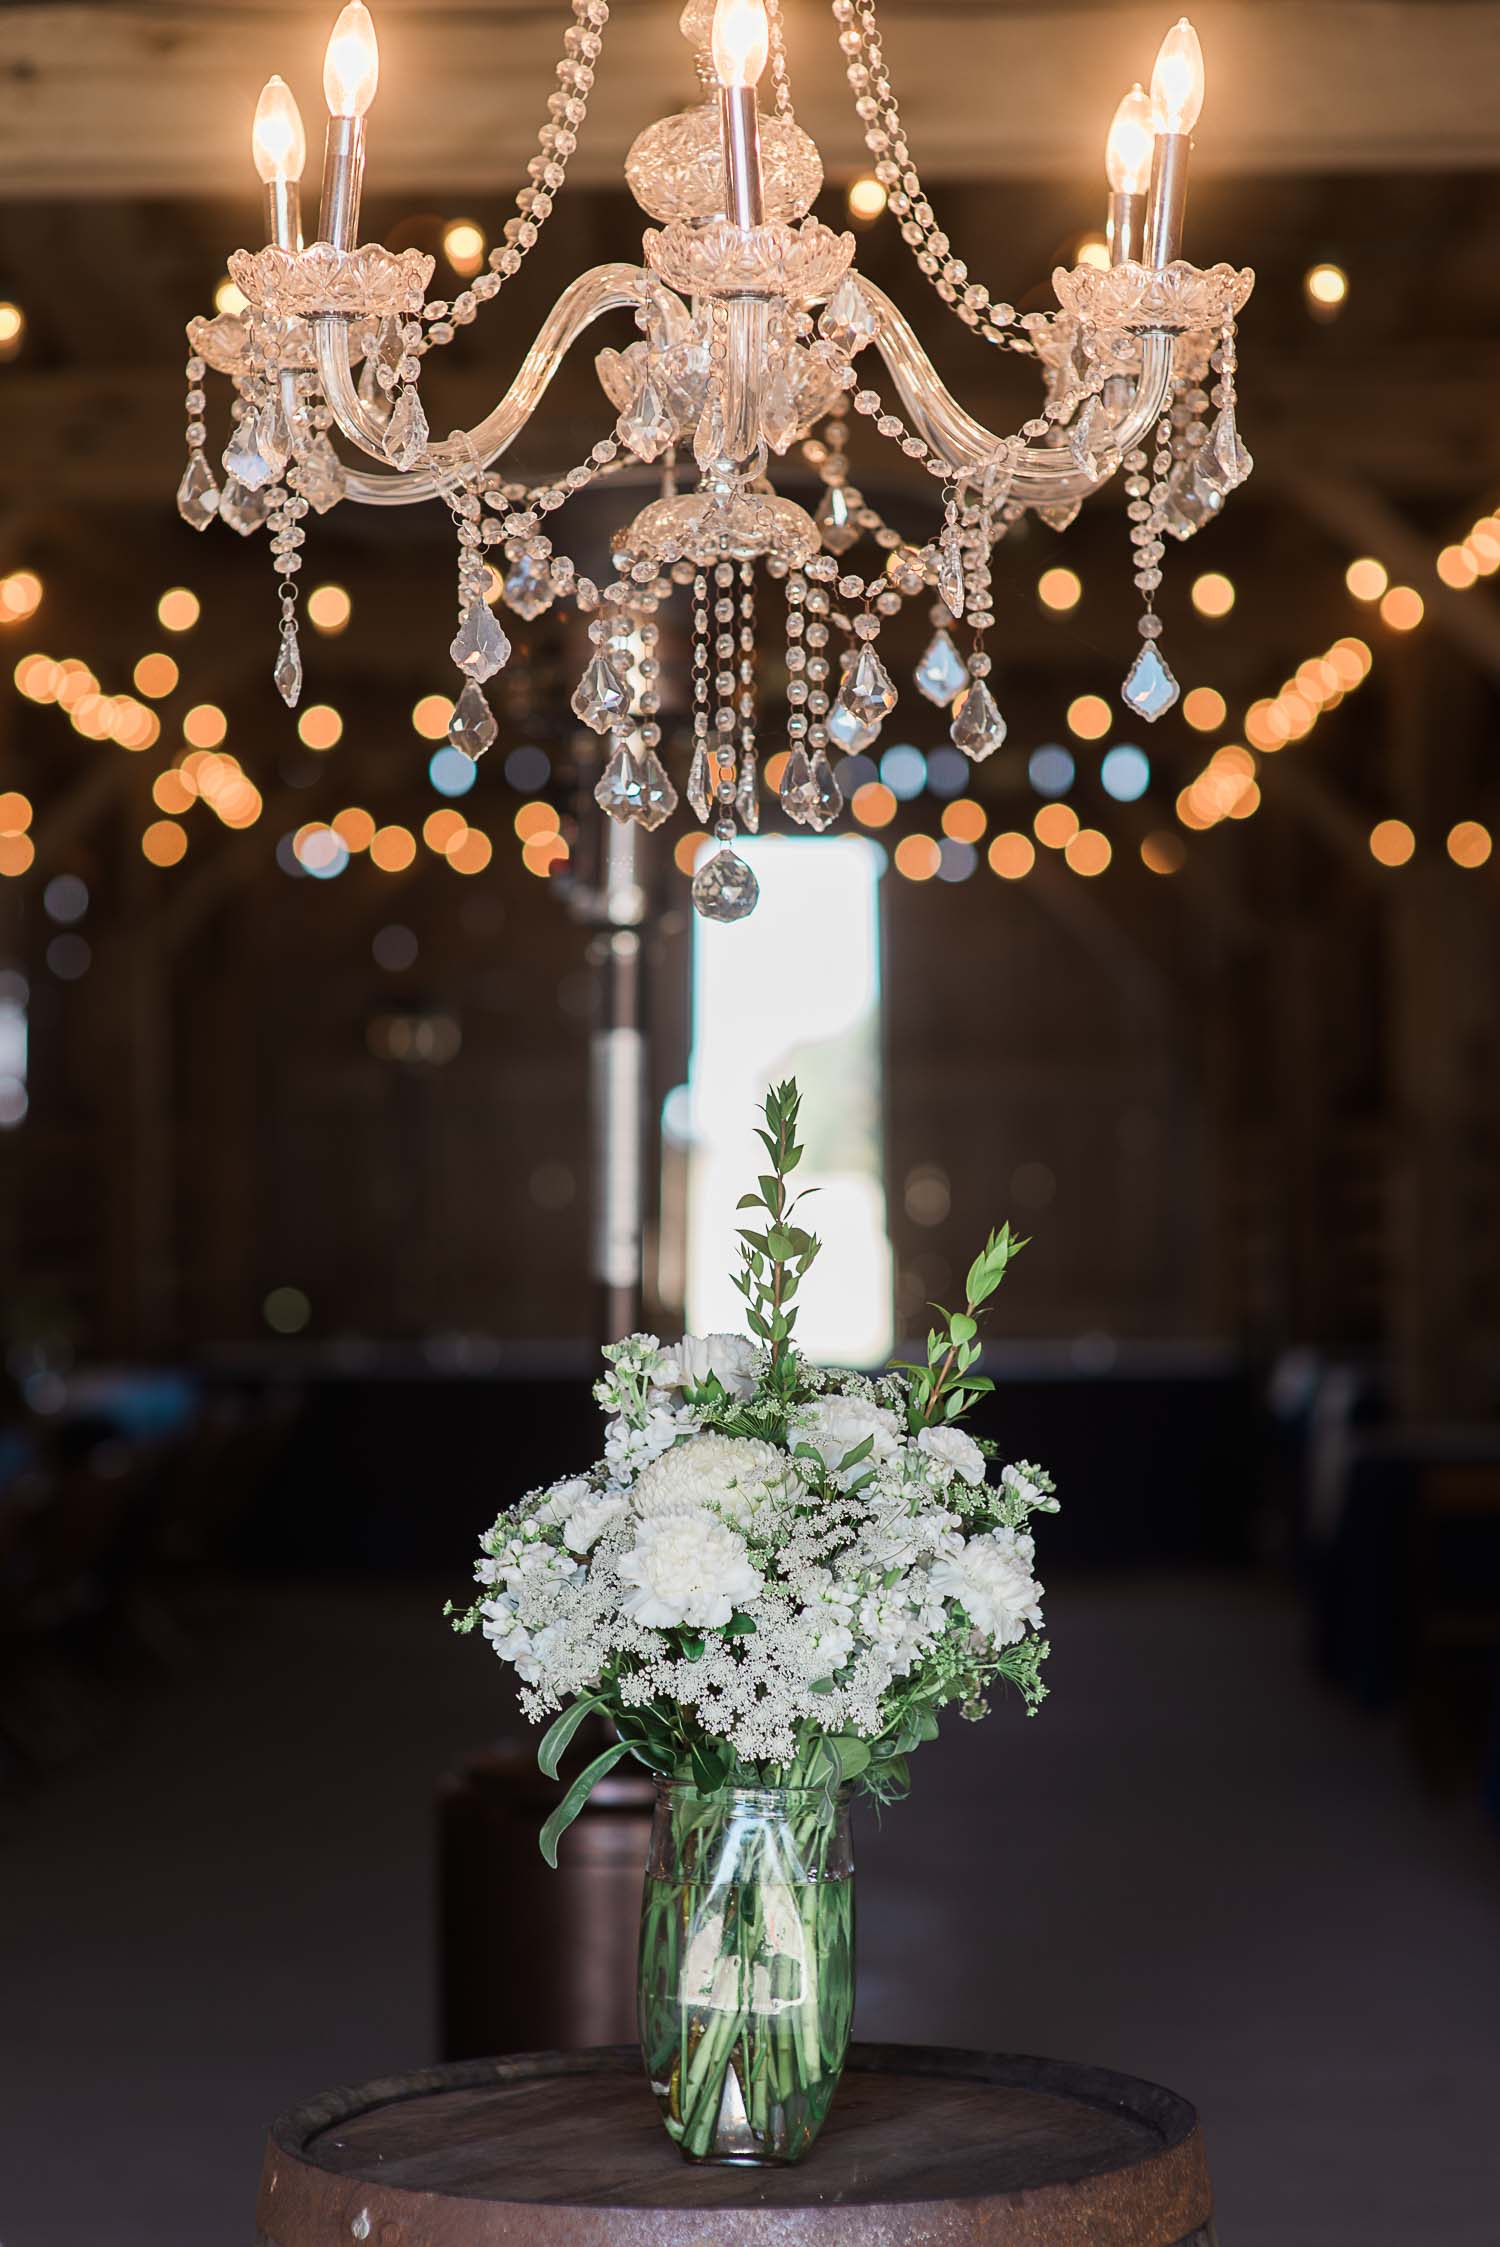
732,1079 -> 821,1419
895,1223 -> 1026,1431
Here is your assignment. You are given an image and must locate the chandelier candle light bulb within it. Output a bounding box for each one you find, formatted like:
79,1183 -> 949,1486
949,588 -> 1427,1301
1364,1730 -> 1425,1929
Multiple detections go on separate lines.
318,2 -> 379,251
252,77 -> 307,249
1145,17 -> 1204,266
714,0 -> 769,228
1105,84 -> 1154,264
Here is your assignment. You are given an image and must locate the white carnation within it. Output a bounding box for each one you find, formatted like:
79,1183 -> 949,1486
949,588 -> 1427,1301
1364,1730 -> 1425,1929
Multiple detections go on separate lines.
659,1332 -> 760,1401
930,1526 -> 1043,1647
917,1424 -> 986,1487
793,1395 -> 901,1486
561,1493 -> 627,1553
631,1432 -> 790,1531
616,1509 -> 764,1630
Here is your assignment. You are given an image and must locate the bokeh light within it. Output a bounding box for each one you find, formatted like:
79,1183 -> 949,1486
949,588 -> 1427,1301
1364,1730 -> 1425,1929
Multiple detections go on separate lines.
1191,572 -> 1235,619
0,835 -> 36,878
1437,545 -> 1478,592
1345,557 -> 1387,603
893,835 -> 941,881
988,832 -> 1035,880
1447,821 -> 1492,869
142,819 -> 188,866
446,827 -> 493,875
297,703 -> 343,750
424,808 -> 468,854
1183,686 -> 1226,732
263,1286 -> 311,1335
1100,744 -> 1151,802
1028,744 -> 1075,797
1035,802 -> 1080,849
333,807 -> 377,852
1369,818 -> 1415,867
306,584 -> 352,635
370,825 -> 417,872
880,744 -> 927,800
0,301 -> 26,359
429,746 -> 478,797
1379,586 -> 1424,632
1304,261 -> 1348,311
157,587 -> 201,632
1038,568 -> 1082,613
133,652 -> 179,699
1067,694 -> 1111,741
504,745 -> 551,792
851,782 -> 897,829
0,792 -> 34,836
942,799 -> 986,844
183,702 -> 227,748
0,570 -> 42,621
1141,830 -> 1186,874
847,177 -> 888,220
413,693 -> 454,740
443,219 -> 487,274
1065,828 -> 1112,876
44,875 -> 88,924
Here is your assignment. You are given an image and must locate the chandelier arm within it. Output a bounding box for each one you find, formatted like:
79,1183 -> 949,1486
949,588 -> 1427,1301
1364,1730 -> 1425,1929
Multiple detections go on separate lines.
857,279 -> 1175,501
311,264 -> 674,507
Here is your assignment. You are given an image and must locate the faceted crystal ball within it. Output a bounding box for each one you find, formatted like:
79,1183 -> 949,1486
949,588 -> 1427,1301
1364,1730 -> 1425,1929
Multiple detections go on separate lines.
691,846 -> 760,922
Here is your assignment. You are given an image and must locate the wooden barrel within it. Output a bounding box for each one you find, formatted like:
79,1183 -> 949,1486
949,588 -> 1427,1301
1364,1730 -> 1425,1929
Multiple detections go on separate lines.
254,2044 -> 1217,2246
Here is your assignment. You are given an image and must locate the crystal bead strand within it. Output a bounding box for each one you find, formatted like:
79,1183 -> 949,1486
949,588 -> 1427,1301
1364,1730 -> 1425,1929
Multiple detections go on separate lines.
764,0 -> 796,119
176,348 -> 221,531
1120,414 -> 1181,721
691,558 -> 760,921
832,0 -> 1029,357
735,563 -> 760,834
687,573 -> 714,822
1206,315 -> 1251,495
268,484 -> 305,707
444,466 -> 510,755
951,503 -> 1007,761
635,610 -> 677,831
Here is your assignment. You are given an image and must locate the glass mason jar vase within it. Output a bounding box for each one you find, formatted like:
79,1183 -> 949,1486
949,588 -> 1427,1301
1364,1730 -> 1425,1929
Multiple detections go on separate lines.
638,1779 -> 855,2165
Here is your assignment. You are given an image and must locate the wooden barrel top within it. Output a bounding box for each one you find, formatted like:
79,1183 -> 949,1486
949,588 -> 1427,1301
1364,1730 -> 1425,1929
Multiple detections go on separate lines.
255,2044 -> 1215,2247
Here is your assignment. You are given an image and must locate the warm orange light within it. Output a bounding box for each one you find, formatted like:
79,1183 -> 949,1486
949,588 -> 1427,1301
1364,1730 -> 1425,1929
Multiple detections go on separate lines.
214,776 -> 262,828
523,833 -> 570,877
412,693 -> 454,740
1331,634 -> 1373,681
514,800 -> 561,842
1034,802 -> 1080,849
1038,567 -> 1082,613
1183,686 -> 1226,733
152,770 -> 196,816
54,662 -> 96,709
333,806 -> 376,852
673,834 -> 705,876
763,750 -> 791,792
1176,785 -> 1212,831
1447,820 -> 1492,869
252,75 -> 307,185
1345,557 -> 1387,603
1370,818 -> 1415,867
942,798 -> 987,844
370,824 -> 417,872
1296,657 -> 1341,706
1278,690 -> 1315,740
1075,233 -> 1111,271
183,702 -> 227,749
1065,828 -> 1112,876
1380,586 -> 1423,632
1191,572 -> 1235,619
110,699 -> 159,751
0,570 -> 43,621
14,654 -> 58,702
295,823 -> 343,873
1437,545 -> 1477,591
306,584 -> 352,635
847,177 -> 887,221
0,303 -> 25,359
157,587 -> 201,632
133,652 -> 179,699
712,0 -> 770,88
0,791 -> 33,836
297,703 -> 343,750
424,807 -> 467,854
1468,523 -> 1500,573
851,782 -> 897,829
1226,780 -> 1261,820
893,834 -> 941,881
324,0 -> 380,117
0,834 -> 34,877
142,819 -> 188,866
1304,262 -> 1348,310
987,831 -> 1035,880
70,694 -> 115,741
1066,693 -> 1111,742
446,826 -> 493,874
1141,830 -> 1186,874
442,219 -> 487,275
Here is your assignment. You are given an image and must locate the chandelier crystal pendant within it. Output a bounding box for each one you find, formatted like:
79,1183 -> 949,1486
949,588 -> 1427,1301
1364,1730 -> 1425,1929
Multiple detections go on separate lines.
180,0 -> 1253,918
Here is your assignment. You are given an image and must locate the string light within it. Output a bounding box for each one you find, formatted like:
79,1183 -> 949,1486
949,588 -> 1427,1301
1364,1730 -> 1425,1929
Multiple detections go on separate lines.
1034,803 -> 1079,849
157,588 -> 201,632
1190,571 -> 1235,618
987,832 -> 1035,879
1447,820 -> 1492,869
1345,558 -> 1387,603
1038,567 -> 1082,613
1066,694 -> 1111,741
1369,818 -> 1415,866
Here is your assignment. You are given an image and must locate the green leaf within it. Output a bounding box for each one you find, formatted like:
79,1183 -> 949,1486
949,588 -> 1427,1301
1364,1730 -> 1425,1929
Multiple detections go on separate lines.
536,1692 -> 604,1781
837,1433 -> 875,1471
735,1194 -> 761,1210
677,1631 -> 705,1661
833,1736 -> 871,1779
539,1741 -> 633,1867
723,1612 -> 758,1637
690,1739 -> 730,1792
949,1312 -> 978,1345
766,1229 -> 796,1260
808,1676 -> 837,1695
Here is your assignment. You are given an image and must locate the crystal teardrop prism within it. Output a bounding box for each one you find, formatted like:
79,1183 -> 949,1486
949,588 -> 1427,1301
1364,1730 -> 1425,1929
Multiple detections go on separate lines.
1209,403 -> 1252,490
218,477 -> 273,536
224,416 -> 274,492
735,751 -> 760,834
816,483 -> 859,556
176,452 -> 219,532
572,651 -> 631,734
1066,395 -> 1102,479
819,275 -> 879,357
448,679 -> 498,758
449,601 -> 512,683
384,385 -> 429,470
638,749 -> 679,832
274,625 -> 303,709
595,739 -> 646,822
807,750 -> 844,831
951,678 -> 1007,760
761,367 -> 799,454
842,642 -> 898,727
779,746 -> 819,826
1037,500 -> 1081,532
693,391 -> 728,477
825,697 -> 879,754
376,314 -> 405,374
936,532 -> 966,619
257,400 -> 292,477
691,846 -> 759,922
914,627 -> 968,707
687,742 -> 714,822
618,378 -> 673,463
1121,640 -> 1180,721
502,551 -> 555,621
296,434 -> 345,515
358,354 -> 393,430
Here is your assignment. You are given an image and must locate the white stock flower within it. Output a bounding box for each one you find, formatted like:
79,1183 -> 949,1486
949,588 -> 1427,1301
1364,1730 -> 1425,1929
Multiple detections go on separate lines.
616,1509 -> 764,1630
533,1474 -> 593,1528
930,1526 -> 1043,1647
561,1492 -> 627,1554
793,1395 -> 902,1486
659,1332 -> 760,1401
631,1432 -> 790,1531
917,1424 -> 986,1487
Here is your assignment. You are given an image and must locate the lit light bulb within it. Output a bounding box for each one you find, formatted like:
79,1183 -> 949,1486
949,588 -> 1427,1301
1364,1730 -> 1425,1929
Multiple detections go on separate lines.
252,76 -> 308,184
323,1 -> 380,118
1150,17 -> 1205,134
712,0 -> 769,88
1106,84 -> 1155,194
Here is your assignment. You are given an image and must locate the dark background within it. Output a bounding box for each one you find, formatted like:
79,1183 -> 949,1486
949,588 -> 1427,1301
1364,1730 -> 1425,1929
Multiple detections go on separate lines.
2,3 -> 1499,2242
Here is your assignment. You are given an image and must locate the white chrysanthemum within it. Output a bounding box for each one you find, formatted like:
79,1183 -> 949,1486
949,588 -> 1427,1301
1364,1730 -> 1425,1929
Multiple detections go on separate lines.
631,1432 -> 790,1531
930,1526 -> 1043,1647
658,1332 -> 760,1401
616,1509 -> 763,1630
793,1395 -> 902,1486
917,1424 -> 986,1487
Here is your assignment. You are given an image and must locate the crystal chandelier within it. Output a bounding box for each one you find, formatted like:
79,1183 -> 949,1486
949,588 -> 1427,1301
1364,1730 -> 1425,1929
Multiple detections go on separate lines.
177,0 -> 1253,920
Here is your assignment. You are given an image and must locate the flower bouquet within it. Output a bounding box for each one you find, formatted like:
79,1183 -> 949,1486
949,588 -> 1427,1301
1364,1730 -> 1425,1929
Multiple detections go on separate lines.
451,1080 -> 1057,2165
